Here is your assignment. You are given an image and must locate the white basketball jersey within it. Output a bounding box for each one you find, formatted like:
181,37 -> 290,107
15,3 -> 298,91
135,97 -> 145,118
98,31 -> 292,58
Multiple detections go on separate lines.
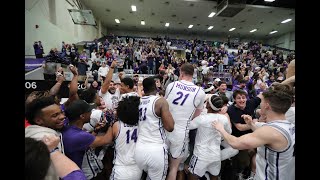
189,113 -> 231,162
137,95 -> 166,145
255,120 -> 295,180
113,121 -> 138,166
99,89 -> 120,110
165,80 -> 205,141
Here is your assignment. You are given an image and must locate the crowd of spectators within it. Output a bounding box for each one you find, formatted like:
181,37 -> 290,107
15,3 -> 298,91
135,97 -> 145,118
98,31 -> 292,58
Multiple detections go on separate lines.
27,35 -> 295,180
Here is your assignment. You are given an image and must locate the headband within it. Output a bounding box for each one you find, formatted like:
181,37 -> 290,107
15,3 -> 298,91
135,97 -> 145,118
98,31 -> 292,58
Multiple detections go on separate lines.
208,97 -> 221,111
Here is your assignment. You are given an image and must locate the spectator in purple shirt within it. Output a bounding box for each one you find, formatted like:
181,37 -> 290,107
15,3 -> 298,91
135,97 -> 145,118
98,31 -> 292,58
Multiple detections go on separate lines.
33,41 -> 43,58
232,80 -> 249,98
265,74 -> 275,87
79,50 -> 88,60
62,100 -> 114,168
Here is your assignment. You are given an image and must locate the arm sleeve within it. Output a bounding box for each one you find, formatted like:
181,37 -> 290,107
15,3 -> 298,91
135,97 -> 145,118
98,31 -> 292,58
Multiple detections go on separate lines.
189,116 -> 202,130
222,116 -> 232,134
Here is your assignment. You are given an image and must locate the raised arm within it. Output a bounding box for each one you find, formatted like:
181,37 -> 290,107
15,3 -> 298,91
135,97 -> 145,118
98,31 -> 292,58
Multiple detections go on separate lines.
118,71 -> 125,81
100,60 -> 117,94
83,74 -> 90,89
64,65 -> 79,107
49,74 -> 65,96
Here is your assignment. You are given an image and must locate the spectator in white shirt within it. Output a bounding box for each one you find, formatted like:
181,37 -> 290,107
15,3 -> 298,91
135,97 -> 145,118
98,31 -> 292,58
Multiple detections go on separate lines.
98,61 -> 109,82
91,49 -> 97,59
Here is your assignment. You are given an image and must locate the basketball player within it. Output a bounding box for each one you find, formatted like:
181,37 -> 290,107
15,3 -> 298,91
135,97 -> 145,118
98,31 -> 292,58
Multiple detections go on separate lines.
188,95 -> 231,180
213,85 -> 295,180
165,63 -> 206,180
109,96 -> 143,180
134,77 -> 174,180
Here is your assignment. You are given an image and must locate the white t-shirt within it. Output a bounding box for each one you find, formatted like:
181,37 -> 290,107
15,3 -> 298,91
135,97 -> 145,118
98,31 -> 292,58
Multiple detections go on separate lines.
202,66 -> 212,75
254,79 -> 263,90
99,89 -> 121,110
189,113 -> 231,161
223,56 -> 229,65
91,52 -> 97,59
134,50 -> 141,61
193,68 -> 198,79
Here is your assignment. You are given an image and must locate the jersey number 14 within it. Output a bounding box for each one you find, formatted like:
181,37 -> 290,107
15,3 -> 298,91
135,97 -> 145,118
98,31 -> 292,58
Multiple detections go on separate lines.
126,129 -> 137,144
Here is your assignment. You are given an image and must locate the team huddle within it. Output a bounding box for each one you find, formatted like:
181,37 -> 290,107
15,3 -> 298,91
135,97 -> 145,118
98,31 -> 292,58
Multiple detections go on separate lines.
100,64 -> 294,180
25,62 -> 295,180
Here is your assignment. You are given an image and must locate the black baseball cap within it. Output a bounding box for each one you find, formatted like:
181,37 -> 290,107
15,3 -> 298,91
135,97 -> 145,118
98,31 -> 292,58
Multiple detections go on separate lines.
65,100 -> 95,121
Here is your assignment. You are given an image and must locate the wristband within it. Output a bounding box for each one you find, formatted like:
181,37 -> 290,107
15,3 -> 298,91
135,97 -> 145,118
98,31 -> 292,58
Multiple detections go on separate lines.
50,147 -> 59,154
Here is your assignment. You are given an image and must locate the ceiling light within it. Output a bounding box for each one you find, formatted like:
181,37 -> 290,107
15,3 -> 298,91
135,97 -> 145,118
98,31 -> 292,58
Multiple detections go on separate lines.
141,20 -> 145,25
115,19 -> 120,23
229,28 -> 236,31
281,19 -> 292,23
208,12 -> 216,18
208,26 -> 214,30
131,5 -> 136,11
264,0 -> 275,2
270,30 -> 278,34
188,25 -> 193,28
250,29 -> 257,33
165,23 -> 170,27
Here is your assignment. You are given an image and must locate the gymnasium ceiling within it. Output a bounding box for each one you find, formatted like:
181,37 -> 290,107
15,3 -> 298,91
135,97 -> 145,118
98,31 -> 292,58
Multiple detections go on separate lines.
80,0 -> 295,40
